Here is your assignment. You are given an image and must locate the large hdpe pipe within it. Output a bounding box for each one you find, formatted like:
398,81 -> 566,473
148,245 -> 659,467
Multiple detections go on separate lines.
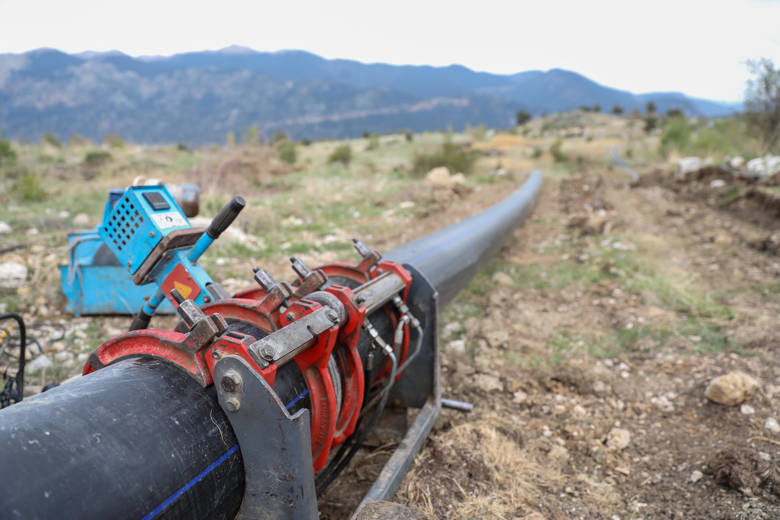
0,171 -> 542,519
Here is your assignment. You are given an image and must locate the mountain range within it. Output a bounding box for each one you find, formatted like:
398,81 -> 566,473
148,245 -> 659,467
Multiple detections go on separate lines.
0,46 -> 739,144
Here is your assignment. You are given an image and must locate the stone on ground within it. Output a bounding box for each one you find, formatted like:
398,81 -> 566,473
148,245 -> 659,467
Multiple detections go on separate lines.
705,371 -> 758,406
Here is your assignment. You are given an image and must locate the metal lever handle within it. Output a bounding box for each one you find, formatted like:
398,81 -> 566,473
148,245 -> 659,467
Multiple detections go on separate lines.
207,196 -> 246,239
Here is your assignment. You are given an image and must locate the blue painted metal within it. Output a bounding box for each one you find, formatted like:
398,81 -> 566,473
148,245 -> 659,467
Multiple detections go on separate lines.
59,230 -> 175,316
99,186 -> 190,275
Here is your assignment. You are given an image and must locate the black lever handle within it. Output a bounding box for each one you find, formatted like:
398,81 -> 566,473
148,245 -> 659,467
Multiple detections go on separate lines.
206,196 -> 246,239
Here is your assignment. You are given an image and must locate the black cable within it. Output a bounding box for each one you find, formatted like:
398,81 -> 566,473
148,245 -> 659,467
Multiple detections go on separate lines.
0,313 -> 26,408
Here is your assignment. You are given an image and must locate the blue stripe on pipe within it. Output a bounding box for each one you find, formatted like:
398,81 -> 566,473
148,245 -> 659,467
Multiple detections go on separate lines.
406,220 -> 484,266
285,388 -> 309,409
142,444 -> 239,520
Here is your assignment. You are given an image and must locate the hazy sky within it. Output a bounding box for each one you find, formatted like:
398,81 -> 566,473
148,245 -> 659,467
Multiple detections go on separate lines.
1,0 -> 778,101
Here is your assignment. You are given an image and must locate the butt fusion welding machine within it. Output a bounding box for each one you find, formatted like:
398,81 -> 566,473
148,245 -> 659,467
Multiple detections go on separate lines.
82,185 -> 440,517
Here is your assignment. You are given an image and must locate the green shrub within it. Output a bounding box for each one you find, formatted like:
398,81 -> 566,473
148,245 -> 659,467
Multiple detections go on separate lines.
531,146 -> 543,158
276,141 -> 297,164
270,130 -> 289,145
412,142 -> 478,175
404,131 -> 414,142
42,133 -> 62,148
612,105 -> 624,115
14,171 -> 46,201
516,110 -> 532,126
0,139 -> 16,166
659,117 -> 692,156
84,149 -> 112,166
103,133 -> 124,149
550,138 -> 567,163
68,134 -> 91,147
643,115 -> 658,133
328,144 -> 352,165
366,134 -> 380,151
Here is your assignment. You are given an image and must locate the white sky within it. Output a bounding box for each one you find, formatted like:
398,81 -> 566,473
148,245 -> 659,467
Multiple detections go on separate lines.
1,0 -> 778,102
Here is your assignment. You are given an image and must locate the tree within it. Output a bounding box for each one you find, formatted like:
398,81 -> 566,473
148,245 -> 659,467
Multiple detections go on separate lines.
666,108 -> 684,119
646,101 -> 657,114
0,139 -> 16,166
42,133 -> 61,148
242,125 -> 260,145
744,58 -> 780,152
103,132 -> 124,149
516,110 -> 531,126
612,105 -> 624,115
226,131 -> 236,147
593,105 -> 601,113
270,130 -> 288,145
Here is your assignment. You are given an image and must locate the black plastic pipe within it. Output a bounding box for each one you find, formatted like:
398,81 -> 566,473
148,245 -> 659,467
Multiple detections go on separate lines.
386,170 -> 542,306
0,171 -> 542,519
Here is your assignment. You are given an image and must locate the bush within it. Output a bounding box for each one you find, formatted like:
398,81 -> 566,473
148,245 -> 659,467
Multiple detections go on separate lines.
242,125 -> 259,145
612,105 -> 624,115
366,134 -> 380,150
531,146 -> 543,158
270,130 -> 289,145
643,115 -> 658,134
103,133 -> 124,149
550,138 -> 567,163
404,130 -> 414,142
276,141 -> 297,164
516,110 -> 531,126
646,101 -> 657,114
412,142 -> 478,175
666,108 -> 684,119
659,118 -> 692,156
0,139 -> 16,166
68,134 -> 91,147
14,171 -> 46,201
84,149 -> 112,166
42,133 -> 61,148
328,144 -> 352,165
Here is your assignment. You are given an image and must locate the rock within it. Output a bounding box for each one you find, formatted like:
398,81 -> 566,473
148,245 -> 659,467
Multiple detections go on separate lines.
0,262 -> 27,289
729,156 -> 745,169
27,355 -> 53,372
442,322 -> 463,337
548,445 -> 570,464
678,157 -> 703,175
606,428 -> 631,451
705,371 -> 758,406
491,272 -> 514,287
765,417 -> 780,434
746,155 -> 780,178
424,166 -> 452,187
690,470 -> 704,483
709,179 -> 726,188
512,390 -> 528,404
740,404 -> 755,415
353,500 -> 422,520
484,328 -> 509,349
0,221 -> 10,233
73,213 -> 90,226
54,351 -> 73,363
446,339 -> 465,353
472,373 -> 503,392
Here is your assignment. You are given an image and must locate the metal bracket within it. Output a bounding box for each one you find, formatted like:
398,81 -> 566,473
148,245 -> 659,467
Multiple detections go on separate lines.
214,355 -> 318,520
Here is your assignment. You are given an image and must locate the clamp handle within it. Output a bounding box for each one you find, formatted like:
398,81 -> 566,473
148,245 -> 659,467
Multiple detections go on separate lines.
207,196 -> 246,239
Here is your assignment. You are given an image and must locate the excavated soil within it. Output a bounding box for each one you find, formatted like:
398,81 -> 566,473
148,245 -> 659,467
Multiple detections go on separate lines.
322,167 -> 780,519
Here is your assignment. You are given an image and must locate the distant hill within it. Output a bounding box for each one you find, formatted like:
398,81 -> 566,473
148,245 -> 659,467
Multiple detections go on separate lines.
0,47 -> 739,144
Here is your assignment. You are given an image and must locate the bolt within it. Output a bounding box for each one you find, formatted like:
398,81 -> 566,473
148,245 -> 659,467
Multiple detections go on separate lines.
211,350 -> 222,360
203,295 -> 211,303
259,345 -> 276,361
126,261 -> 132,267
224,398 -> 241,413
286,312 -> 295,322
354,295 -> 365,305
220,371 -> 242,393
148,231 -> 155,238
326,309 -> 339,323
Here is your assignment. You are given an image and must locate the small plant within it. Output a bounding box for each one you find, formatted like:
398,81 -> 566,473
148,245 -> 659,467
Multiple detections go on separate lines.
666,108 -> 684,119
531,146 -> 543,158
659,117 -> 691,156
516,110 -> 531,126
643,115 -> 658,134
13,170 -> 46,201
270,130 -> 289,145
612,105 -> 624,115
0,139 -> 16,166
550,138 -> 567,163
242,125 -> 260,145
404,130 -> 414,142
176,143 -> 191,152
328,144 -> 352,165
412,142 -> 477,175
68,134 -> 91,147
226,131 -> 236,147
103,132 -> 124,149
646,101 -> 657,114
366,134 -> 380,151
276,140 -> 297,164
42,133 -> 62,148
84,149 -> 112,166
